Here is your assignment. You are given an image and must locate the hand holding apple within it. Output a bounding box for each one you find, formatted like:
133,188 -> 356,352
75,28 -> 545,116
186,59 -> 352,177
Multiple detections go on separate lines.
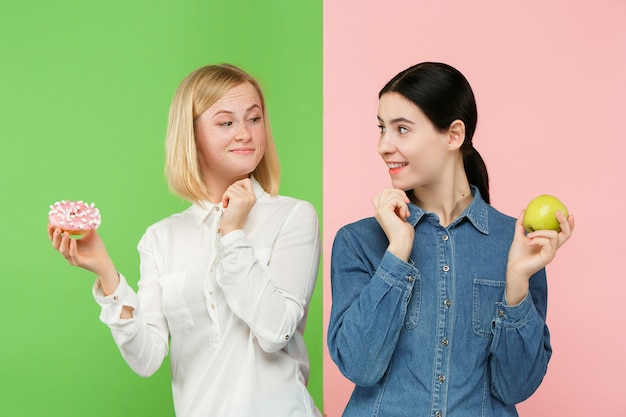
506,197 -> 574,305
522,194 -> 569,233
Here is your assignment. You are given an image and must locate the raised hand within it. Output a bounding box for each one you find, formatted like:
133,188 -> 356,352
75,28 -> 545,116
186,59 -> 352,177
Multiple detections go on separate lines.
48,226 -> 119,293
220,178 -> 257,235
373,189 -> 414,262
505,209 -> 575,305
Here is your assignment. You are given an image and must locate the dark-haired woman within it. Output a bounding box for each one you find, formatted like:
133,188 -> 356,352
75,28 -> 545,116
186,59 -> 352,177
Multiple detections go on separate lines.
327,62 -> 574,417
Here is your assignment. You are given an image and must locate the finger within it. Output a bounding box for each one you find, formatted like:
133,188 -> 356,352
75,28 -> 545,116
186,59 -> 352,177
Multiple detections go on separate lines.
400,204 -> 411,219
372,192 -> 385,209
69,237 -> 79,260
222,180 -> 249,206
512,210 -> 527,240
237,178 -> 254,193
51,227 -> 63,249
555,213 -> 575,248
555,210 -> 571,234
221,192 -> 230,208
526,229 -> 558,242
59,231 -> 73,255
399,189 -> 410,204
387,188 -> 409,203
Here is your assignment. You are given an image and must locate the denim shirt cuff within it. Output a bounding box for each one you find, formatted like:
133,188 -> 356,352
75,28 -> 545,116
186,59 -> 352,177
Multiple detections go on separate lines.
377,250 -> 418,291
495,292 -> 535,327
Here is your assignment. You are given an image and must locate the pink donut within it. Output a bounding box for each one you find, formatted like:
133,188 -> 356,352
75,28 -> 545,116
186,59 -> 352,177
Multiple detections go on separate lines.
48,200 -> 101,235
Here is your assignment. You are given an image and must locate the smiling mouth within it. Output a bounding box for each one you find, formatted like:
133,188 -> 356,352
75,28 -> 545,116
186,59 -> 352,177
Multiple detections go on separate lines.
387,162 -> 408,169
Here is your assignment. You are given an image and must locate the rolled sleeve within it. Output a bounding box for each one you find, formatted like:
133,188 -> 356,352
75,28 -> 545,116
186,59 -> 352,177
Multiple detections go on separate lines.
93,273 -> 139,326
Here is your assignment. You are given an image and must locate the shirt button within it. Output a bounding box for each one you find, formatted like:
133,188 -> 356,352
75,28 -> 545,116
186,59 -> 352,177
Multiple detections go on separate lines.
438,375 -> 446,383
214,206 -> 220,212
435,412 -> 443,417
498,310 -> 505,318
284,334 -> 290,340
442,234 -> 449,241
444,299 -> 452,308
406,275 -> 414,283
442,338 -> 449,346
442,265 -> 450,272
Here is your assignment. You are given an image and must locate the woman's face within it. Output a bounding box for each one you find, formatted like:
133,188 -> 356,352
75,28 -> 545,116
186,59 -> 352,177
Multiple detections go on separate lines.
195,82 -> 266,185
377,92 -> 452,191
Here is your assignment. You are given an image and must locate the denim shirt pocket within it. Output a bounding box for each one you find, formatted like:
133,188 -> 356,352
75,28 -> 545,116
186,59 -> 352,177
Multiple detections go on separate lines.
158,271 -> 196,334
401,273 -> 422,331
472,279 -> 505,338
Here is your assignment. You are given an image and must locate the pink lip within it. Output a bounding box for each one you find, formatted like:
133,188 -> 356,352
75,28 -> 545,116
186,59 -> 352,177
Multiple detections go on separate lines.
388,166 -> 405,175
385,161 -> 408,175
230,147 -> 255,154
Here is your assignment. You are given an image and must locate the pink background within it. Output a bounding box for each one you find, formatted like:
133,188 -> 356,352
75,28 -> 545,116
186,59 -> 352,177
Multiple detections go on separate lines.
323,1 -> 626,416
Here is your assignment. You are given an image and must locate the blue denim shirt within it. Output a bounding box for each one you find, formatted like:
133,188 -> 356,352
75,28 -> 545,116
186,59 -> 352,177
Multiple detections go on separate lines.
328,188 -> 551,417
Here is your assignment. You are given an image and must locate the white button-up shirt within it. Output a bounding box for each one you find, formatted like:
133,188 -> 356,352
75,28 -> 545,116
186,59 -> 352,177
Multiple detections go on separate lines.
93,179 -> 321,417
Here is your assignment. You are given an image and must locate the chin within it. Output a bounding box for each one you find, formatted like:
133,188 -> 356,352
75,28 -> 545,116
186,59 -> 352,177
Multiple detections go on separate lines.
390,179 -> 415,191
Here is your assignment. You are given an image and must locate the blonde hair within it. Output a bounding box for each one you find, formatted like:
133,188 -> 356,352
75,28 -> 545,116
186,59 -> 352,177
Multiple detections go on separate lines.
165,64 -> 280,204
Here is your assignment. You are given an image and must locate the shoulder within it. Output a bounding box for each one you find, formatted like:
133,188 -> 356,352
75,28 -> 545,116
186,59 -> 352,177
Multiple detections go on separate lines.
486,204 -> 516,224
334,216 -> 385,246
147,206 -> 193,229
140,206 -> 195,242
338,216 -> 380,234
484,204 -> 517,237
256,193 -> 319,220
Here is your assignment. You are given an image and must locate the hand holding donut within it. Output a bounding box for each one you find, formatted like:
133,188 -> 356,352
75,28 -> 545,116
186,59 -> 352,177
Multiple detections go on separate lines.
219,178 -> 257,235
373,188 -> 414,262
48,226 -> 115,274
48,200 -> 119,294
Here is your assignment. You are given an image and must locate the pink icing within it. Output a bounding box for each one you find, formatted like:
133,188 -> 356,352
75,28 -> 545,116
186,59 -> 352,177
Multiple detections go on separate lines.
48,200 -> 101,233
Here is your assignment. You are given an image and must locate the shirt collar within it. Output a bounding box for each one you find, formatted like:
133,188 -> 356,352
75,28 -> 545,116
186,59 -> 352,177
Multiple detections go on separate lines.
406,185 -> 489,234
190,176 -> 267,226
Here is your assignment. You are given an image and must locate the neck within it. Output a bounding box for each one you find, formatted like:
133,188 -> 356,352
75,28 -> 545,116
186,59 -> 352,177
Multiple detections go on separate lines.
203,173 -> 250,204
411,163 -> 472,227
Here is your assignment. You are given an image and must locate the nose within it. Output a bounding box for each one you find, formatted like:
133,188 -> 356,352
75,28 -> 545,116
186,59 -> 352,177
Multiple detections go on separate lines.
235,122 -> 251,141
377,132 -> 395,155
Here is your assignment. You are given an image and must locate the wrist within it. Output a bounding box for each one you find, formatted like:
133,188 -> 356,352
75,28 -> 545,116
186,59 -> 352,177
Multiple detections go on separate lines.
505,266 -> 530,306
98,263 -> 120,296
219,224 -> 241,236
388,240 -> 412,262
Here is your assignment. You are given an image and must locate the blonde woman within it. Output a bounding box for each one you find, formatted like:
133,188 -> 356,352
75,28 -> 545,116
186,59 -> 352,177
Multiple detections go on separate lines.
49,64 -> 321,417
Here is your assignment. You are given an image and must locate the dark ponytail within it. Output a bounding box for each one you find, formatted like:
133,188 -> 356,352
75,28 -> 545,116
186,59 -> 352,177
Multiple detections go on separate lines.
379,62 -> 490,204
462,146 -> 489,204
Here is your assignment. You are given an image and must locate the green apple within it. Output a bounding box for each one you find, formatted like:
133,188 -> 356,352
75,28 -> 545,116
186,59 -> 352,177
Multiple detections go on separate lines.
523,194 -> 569,232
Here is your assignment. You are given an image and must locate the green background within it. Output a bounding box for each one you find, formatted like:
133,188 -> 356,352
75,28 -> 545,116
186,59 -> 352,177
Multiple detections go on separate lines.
0,1 -> 322,415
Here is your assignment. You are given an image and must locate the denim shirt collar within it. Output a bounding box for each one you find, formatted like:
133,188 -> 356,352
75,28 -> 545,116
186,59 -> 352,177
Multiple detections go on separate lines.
406,185 -> 489,235
190,176 -> 266,226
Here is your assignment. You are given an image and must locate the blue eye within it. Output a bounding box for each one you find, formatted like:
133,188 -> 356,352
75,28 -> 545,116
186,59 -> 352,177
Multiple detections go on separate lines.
249,117 -> 262,123
378,125 -> 386,133
219,121 -> 233,127
398,126 -> 408,134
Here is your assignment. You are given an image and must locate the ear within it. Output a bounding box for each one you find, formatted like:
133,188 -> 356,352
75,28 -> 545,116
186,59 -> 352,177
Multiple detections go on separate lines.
447,119 -> 466,150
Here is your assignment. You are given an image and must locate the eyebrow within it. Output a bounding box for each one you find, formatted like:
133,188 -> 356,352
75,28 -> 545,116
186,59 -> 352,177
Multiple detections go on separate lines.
377,115 -> 415,124
213,104 -> 262,117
